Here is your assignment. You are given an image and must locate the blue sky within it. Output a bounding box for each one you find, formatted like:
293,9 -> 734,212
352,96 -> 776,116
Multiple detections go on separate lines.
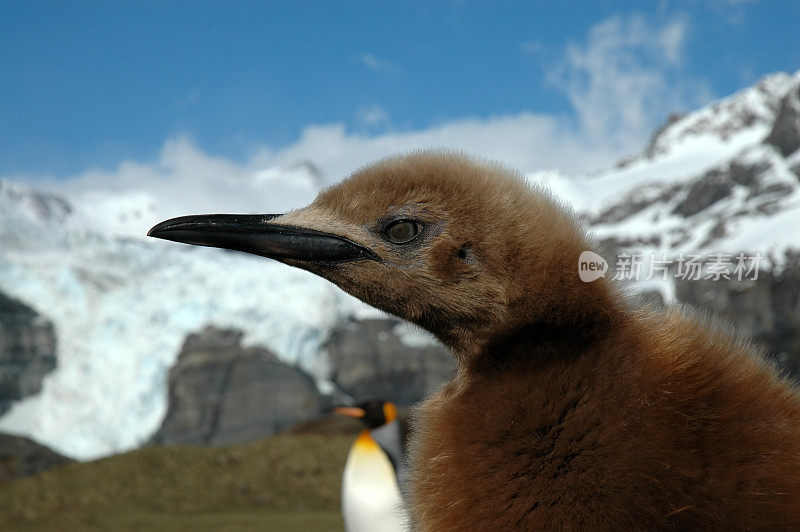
1,1 -> 799,180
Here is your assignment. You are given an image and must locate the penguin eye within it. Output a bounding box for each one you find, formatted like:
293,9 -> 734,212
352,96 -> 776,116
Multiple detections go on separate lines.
384,219 -> 422,244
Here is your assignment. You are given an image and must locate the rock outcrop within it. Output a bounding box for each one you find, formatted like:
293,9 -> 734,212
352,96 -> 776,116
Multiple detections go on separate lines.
0,292 -> 57,415
152,327 -> 323,446
325,318 -> 454,406
765,82 -> 800,157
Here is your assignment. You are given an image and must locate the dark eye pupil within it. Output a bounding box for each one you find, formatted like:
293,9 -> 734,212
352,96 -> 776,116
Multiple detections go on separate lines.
391,223 -> 412,240
386,221 -> 418,243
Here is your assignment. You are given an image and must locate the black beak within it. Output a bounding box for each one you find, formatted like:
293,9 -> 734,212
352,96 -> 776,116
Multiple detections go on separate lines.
147,214 -> 380,264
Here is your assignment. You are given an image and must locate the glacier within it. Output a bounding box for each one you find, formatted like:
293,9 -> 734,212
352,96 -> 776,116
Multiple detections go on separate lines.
0,167 -> 385,459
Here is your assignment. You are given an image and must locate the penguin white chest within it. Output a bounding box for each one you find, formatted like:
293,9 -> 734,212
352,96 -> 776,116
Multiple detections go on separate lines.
342,431 -> 409,532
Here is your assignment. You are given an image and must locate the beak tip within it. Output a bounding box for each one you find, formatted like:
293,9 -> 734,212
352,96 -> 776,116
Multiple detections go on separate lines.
146,223 -> 166,239
148,217 -> 186,240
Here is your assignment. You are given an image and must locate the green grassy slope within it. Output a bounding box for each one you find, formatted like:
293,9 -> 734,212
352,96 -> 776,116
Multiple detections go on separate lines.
0,433 -> 355,531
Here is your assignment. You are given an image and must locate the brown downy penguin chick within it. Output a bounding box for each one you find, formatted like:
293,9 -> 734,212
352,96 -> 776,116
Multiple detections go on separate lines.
149,152 -> 800,530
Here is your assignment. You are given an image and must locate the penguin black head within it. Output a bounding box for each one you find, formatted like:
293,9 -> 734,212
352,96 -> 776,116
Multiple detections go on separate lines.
149,151 -> 614,357
334,400 -> 398,429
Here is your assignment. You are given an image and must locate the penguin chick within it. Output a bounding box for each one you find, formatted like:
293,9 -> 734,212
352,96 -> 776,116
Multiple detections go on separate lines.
335,400 -> 409,532
149,151 -> 800,530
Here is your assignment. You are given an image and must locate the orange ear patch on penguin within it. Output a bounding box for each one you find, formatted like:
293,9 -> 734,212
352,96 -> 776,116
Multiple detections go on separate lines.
382,401 -> 398,424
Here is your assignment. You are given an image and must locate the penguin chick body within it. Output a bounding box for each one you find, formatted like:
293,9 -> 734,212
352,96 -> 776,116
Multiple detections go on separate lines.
150,151 -> 800,530
335,400 -> 409,532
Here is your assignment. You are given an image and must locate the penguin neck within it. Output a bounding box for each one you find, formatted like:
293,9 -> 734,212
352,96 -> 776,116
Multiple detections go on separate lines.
454,277 -> 622,374
467,315 -> 613,376
371,421 -> 403,473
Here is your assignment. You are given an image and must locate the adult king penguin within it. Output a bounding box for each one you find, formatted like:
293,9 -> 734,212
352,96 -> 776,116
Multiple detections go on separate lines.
334,400 -> 409,532
150,151 -> 800,529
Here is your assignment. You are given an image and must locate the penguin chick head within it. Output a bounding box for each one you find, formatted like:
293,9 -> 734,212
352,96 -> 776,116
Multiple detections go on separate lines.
334,400 -> 398,429
149,151 -> 613,355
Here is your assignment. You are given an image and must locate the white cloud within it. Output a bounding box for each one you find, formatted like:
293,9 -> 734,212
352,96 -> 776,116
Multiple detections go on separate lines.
354,53 -> 398,74
249,112 -> 631,182
30,112 -> 624,230
39,137 -> 321,233
548,13 -> 711,153
658,18 -> 686,64
357,103 -> 391,129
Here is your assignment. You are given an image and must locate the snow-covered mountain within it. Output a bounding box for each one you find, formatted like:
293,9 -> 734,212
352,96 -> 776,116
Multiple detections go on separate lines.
1,71 -> 799,460
531,71 -> 800,296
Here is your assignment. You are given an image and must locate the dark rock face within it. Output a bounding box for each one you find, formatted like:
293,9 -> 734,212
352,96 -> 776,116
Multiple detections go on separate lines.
0,433 -> 71,483
730,160 -> 770,188
638,112 -> 686,162
675,251 -> 800,376
152,327 -> 323,446
325,318 -> 454,406
0,292 -> 57,415
594,184 -> 681,224
765,84 -> 800,157
672,168 -> 734,217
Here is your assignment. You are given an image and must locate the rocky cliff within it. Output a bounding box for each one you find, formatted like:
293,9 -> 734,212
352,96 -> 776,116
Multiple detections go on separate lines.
152,320 -> 450,445
325,318 -> 453,406
151,327 -> 323,446
0,292 -> 57,415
